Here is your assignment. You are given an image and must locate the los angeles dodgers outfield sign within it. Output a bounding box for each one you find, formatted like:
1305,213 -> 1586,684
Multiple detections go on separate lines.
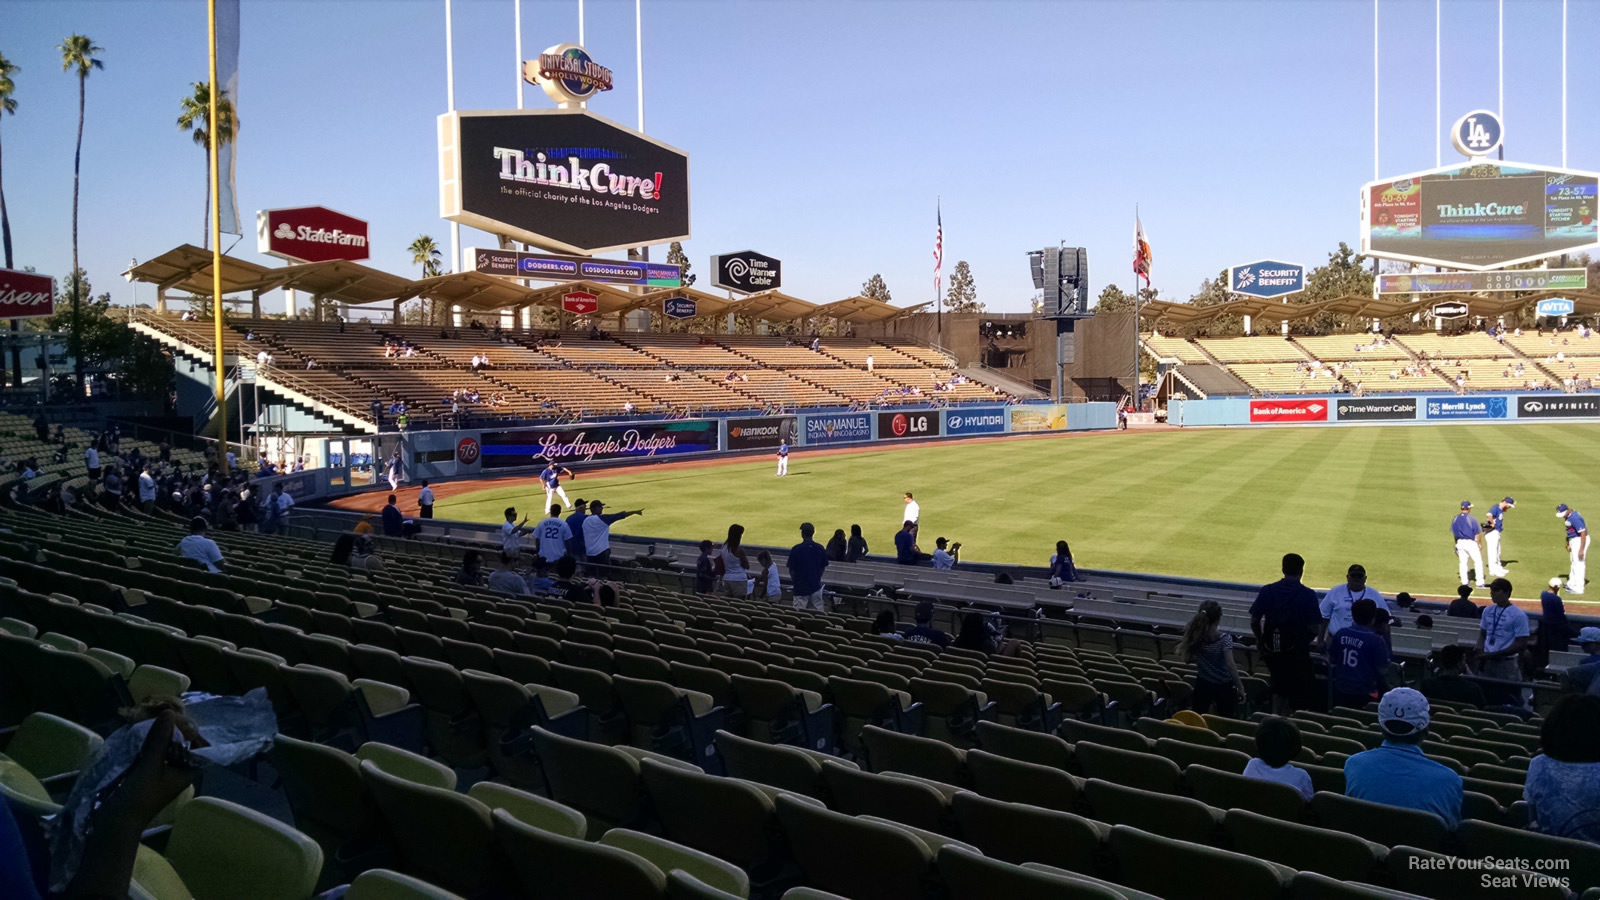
440,108 -> 690,256
1228,260 -> 1305,299
479,421 -> 718,469
1451,109 -> 1504,159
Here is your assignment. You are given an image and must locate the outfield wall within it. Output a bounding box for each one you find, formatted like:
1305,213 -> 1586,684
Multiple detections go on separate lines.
1169,393 -> 1600,427
299,401 -> 1117,502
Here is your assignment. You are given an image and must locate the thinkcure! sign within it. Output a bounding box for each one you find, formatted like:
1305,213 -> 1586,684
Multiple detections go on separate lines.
712,250 -> 782,294
256,206 -> 370,263
562,291 -> 599,315
0,269 -> 56,320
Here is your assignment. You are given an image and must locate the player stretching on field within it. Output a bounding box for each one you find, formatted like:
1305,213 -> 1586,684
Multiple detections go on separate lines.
1558,504 -> 1589,595
1452,501 -> 1488,589
540,461 -> 574,511
1485,497 -> 1514,578
776,440 -> 789,477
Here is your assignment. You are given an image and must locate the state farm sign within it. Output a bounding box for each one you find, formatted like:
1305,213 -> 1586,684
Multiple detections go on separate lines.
1249,399 -> 1329,424
562,291 -> 599,315
0,269 -> 55,320
256,206 -> 370,263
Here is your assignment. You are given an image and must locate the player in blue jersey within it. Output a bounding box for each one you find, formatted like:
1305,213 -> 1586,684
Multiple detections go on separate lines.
776,440 -> 789,477
1451,501 -> 1487,589
540,461 -> 574,511
1484,496 -> 1514,578
1559,504 -> 1589,595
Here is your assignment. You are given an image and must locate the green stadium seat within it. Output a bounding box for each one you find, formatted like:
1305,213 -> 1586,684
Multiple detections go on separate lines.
1083,778 -> 1224,844
714,729 -> 848,797
773,793 -> 934,900
1310,791 -> 1449,852
358,761 -> 498,897
344,869 -> 465,900
600,829 -> 751,899
937,845 -> 1126,900
1223,809 -> 1386,881
0,711 -> 103,784
964,748 -> 1083,811
143,796 -> 324,900
1107,825 -> 1294,900
819,759 -> 947,832
948,790 -> 1107,874
492,808 -> 666,900
861,724 -> 969,785
1074,741 -> 1182,794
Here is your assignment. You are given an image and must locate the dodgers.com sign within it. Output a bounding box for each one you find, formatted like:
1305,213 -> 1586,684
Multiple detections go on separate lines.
1425,396 -> 1506,420
1249,399 -> 1328,423
945,408 -> 1007,436
803,414 -> 870,445
1228,260 -> 1305,299
1537,298 -> 1576,317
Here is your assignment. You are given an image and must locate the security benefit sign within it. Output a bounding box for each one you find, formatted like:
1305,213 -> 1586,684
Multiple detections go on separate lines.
1424,396 -> 1507,420
1517,396 -> 1600,419
726,416 -> 797,450
1335,398 -> 1418,421
478,420 -> 718,469
440,107 -> 690,255
1249,399 -> 1329,424
944,408 -> 1007,435
876,411 -> 939,440
1228,260 -> 1305,299
803,413 -> 871,446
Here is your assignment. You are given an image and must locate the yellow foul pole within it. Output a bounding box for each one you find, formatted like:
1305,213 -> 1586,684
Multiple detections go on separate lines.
208,0 -> 229,475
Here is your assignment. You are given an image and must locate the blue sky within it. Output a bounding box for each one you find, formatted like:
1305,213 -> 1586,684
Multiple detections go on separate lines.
4,0 -> 1597,314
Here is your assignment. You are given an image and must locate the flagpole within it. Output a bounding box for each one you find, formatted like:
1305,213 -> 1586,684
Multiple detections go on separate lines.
935,199 -> 942,340
208,0 -> 228,473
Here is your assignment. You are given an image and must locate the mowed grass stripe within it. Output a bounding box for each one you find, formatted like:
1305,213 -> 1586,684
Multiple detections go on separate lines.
431,424 -> 1600,597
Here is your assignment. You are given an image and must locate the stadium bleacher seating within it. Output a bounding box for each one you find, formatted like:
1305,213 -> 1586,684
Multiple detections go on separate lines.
1,487 -> 1593,900
129,313 -> 1014,424
1144,330 -> 1597,398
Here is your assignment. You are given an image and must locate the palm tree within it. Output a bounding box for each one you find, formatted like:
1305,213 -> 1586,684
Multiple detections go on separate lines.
59,34 -> 103,393
408,235 -> 443,324
176,81 -> 238,249
0,52 -> 18,270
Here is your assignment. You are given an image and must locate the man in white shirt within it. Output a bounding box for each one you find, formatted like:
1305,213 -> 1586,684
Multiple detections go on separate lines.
1319,563 -> 1392,642
418,480 -> 435,519
931,537 -> 960,570
534,504 -> 572,564
85,444 -> 101,479
138,464 -> 158,513
501,506 -> 531,559
1478,577 -> 1531,706
177,517 -> 225,573
581,499 -> 642,569
903,492 -> 920,541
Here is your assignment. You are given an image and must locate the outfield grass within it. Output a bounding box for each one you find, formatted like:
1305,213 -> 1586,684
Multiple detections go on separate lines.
431,424 -> 1600,599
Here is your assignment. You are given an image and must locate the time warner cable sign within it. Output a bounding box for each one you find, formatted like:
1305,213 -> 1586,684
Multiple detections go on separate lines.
439,108 -> 690,256
1228,260 -> 1305,299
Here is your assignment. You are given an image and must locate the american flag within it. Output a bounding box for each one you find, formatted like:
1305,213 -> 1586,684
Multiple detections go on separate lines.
934,202 -> 944,299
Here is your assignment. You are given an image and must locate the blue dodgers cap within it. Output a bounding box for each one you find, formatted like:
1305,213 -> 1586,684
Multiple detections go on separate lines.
1460,501 -> 1473,509
1558,504 -> 1571,515
1503,497 -> 1516,506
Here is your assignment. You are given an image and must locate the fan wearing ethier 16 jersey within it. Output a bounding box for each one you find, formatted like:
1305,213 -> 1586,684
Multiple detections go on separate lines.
540,462 -> 574,511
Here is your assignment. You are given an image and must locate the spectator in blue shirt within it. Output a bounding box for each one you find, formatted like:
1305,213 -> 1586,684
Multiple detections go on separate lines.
1538,577 -> 1572,657
1329,598 -> 1390,709
380,494 -> 405,537
1250,553 -> 1322,714
1522,694 -> 1600,844
902,600 -> 951,647
787,522 -> 831,610
565,499 -> 589,560
894,520 -> 929,565
1579,626 -> 1600,666
1344,687 -> 1463,828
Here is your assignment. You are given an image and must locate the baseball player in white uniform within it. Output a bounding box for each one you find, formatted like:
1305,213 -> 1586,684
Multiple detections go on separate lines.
540,462 -> 573,511
1451,500 -> 1487,589
776,440 -> 789,477
1484,497 -> 1514,578
1558,504 -> 1589,595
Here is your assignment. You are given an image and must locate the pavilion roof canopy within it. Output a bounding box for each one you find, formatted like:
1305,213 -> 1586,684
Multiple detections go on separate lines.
727,290 -> 819,321
123,244 -> 274,296
812,295 -> 929,323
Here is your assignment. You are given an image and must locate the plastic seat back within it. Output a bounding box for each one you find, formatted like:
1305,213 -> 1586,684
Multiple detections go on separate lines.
164,796 -> 324,900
